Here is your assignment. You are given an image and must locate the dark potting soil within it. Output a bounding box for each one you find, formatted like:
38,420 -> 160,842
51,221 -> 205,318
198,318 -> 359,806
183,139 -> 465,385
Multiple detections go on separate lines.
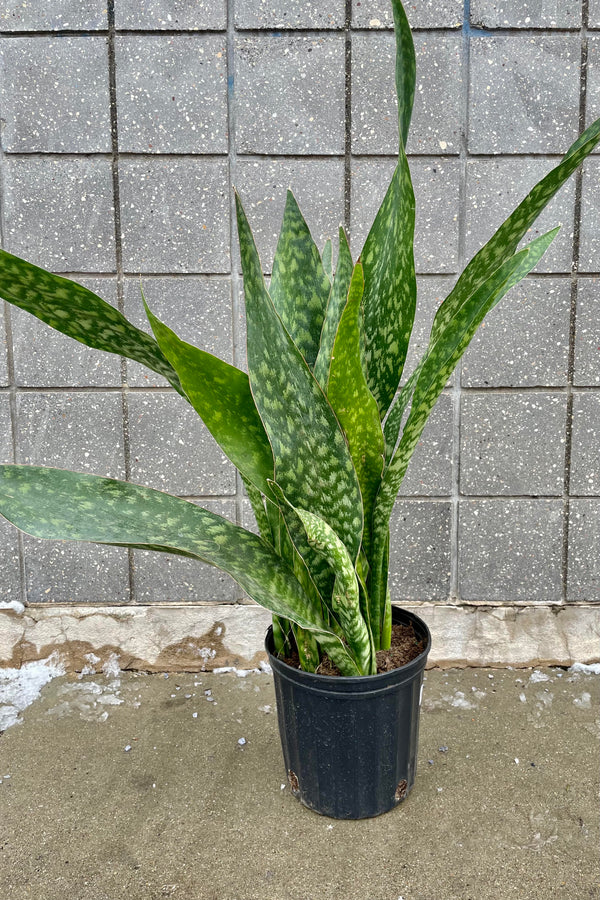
279,622 -> 425,676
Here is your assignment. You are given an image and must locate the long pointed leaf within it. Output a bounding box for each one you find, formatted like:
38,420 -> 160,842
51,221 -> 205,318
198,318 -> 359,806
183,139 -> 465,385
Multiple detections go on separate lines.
370,228 -> 560,641
269,190 -> 332,368
383,364 -> 422,465
391,0 -> 416,148
290,502 -> 374,676
145,301 -> 275,497
327,262 -> 385,555
235,192 -> 364,562
429,118 -> 600,348
0,464 -> 359,674
313,227 -> 353,391
322,238 -> 333,283
361,153 -> 417,418
0,249 -> 183,394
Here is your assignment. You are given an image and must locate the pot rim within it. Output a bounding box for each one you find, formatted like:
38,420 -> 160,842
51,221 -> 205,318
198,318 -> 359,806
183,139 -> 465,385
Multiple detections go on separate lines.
265,605 -> 431,688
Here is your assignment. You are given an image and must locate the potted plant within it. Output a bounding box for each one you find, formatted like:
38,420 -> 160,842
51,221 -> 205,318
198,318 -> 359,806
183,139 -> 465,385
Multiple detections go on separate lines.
0,0 -> 598,818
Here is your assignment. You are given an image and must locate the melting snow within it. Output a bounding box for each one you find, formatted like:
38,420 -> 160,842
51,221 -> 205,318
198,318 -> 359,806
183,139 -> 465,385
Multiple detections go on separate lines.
569,662 -> 600,675
573,692 -> 592,709
529,671 -> 550,683
0,653 -> 65,731
0,600 -> 25,615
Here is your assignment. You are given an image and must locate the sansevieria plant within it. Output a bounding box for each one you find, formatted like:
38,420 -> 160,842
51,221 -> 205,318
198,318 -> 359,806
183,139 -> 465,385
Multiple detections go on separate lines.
0,0 -> 598,677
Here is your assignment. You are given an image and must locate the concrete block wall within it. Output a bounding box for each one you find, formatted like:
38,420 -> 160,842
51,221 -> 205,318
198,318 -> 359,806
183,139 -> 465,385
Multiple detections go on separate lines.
1,0 -> 599,624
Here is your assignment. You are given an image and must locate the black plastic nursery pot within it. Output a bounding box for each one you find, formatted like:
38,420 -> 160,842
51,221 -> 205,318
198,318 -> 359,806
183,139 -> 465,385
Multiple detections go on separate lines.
266,606 -> 431,820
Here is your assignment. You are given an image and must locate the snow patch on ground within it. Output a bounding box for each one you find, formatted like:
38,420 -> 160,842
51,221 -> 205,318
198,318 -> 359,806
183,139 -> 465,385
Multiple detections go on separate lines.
0,653 -> 65,731
47,677 -> 123,722
0,600 -> 26,615
529,670 -> 550,683
569,662 -> 600,676
212,661 -> 272,677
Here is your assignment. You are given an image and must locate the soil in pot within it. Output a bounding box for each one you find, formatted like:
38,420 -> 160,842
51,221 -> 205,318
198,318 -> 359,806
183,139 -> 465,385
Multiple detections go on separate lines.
278,620 -> 425,676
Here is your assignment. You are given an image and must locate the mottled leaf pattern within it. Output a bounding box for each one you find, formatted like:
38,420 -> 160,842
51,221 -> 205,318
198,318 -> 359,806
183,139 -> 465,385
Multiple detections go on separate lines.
293,506 -> 375,675
322,238 -> 333,283
268,479 -> 335,609
327,263 -> 385,555
0,465 -> 327,636
313,228 -> 353,392
383,364 -> 422,464
236,192 -> 364,562
0,249 -> 183,394
429,119 -> 600,348
369,230 -> 559,640
391,0 -> 416,148
241,475 -> 273,543
361,153 -> 417,418
145,302 -> 275,497
269,190 -> 332,368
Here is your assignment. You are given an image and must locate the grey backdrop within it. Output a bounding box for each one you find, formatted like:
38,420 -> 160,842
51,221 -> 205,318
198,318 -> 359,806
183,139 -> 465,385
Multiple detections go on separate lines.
0,0 -> 599,611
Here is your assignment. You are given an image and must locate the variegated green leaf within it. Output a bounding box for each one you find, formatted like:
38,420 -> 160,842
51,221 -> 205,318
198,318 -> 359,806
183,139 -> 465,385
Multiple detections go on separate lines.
293,505 -> 375,676
429,118 -> 600,348
268,479 -> 335,608
383,363 -> 422,464
145,301 -> 275,497
391,0 -> 416,149
0,249 -> 183,394
327,262 -> 385,554
269,190 -> 332,368
235,192 -> 364,562
313,228 -> 353,392
361,153 -> 417,419
241,476 -> 272,543
322,238 -> 333,283
369,229 -> 559,641
0,464 -> 360,674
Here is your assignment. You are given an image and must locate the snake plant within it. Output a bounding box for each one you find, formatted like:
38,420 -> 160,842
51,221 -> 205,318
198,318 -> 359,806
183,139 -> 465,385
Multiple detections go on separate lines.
0,0 -> 599,676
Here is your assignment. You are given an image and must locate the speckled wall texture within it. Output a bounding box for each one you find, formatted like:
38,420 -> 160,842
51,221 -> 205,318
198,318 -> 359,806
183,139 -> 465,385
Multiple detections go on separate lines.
0,0 -> 599,610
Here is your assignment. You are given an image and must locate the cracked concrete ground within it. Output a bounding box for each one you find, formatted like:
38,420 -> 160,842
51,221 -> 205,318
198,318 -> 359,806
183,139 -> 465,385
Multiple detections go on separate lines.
0,666 -> 598,900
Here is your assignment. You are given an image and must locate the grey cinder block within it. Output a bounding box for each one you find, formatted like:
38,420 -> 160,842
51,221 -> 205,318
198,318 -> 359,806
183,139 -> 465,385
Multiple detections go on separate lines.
579,160 -> 600,274
568,500 -> 600,602
115,35 -> 227,154
22,538 -> 130,605
470,0 -> 582,28
3,158 -> 116,272
115,0 -> 226,30
388,500 -> 452,601
0,0 -> 107,30
574,278 -> 600,386
399,393 -> 454,497
119,158 -> 230,274
236,0 -> 345,28
570,392 -> 600,495
460,392 -> 566,496
235,35 -> 345,156
0,37 -> 111,154
461,277 -> 571,388
127,393 -> 236,496
16,392 -> 126,478
235,158 -> 345,274
469,36 -> 580,155
459,500 -> 563,601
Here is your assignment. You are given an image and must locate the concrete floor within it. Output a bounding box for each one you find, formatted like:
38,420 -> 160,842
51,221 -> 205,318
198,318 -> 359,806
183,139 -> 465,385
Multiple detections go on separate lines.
0,665 -> 598,900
